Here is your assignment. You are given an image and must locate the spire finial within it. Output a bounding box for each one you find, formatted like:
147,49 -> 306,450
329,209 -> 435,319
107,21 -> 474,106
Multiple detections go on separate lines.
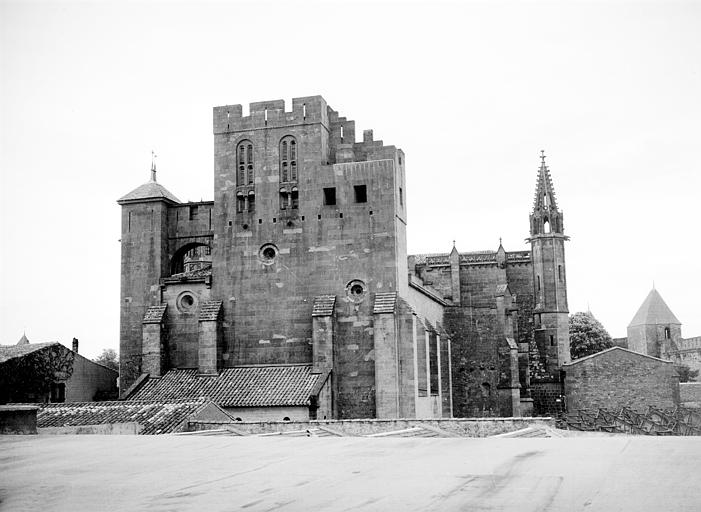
150,150 -> 157,182
499,237 -> 502,246
540,149 -> 546,166
452,240 -> 456,249
652,280 -> 655,290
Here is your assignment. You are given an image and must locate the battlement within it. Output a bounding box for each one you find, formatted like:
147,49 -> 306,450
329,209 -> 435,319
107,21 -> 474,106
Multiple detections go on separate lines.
213,96 -> 329,133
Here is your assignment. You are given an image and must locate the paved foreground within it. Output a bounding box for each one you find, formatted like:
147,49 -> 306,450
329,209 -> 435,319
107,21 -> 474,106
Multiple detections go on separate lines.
1,435 -> 699,511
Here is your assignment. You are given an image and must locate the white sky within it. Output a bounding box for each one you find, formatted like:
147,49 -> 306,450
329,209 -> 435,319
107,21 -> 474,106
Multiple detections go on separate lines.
1,0 -> 699,359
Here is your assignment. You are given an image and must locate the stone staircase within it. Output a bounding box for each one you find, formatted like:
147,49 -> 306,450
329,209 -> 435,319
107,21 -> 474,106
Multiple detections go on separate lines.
562,406 -> 701,436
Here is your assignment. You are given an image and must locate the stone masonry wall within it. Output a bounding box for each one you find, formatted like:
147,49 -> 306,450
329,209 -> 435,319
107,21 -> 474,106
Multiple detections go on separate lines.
564,349 -> 680,413
187,416 -> 555,437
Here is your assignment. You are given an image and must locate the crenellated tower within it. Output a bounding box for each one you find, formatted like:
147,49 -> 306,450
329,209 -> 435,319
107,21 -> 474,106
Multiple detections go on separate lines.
528,151 -> 570,374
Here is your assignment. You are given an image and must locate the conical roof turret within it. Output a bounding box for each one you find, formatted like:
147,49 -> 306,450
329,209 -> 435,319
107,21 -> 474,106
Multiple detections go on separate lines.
628,288 -> 681,327
118,155 -> 180,204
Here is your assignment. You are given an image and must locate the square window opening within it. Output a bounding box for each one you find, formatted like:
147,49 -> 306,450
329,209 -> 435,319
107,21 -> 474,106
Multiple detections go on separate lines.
354,184 -> 367,203
323,187 -> 336,206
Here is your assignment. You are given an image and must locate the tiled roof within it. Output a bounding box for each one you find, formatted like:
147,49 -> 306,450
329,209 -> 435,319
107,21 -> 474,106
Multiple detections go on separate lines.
143,305 -> 167,324
0,342 -> 59,364
118,180 -> 180,203
629,288 -> 681,327
199,300 -> 222,321
373,292 -> 397,314
312,295 -> 336,317
129,366 -> 328,407
37,400 -> 208,435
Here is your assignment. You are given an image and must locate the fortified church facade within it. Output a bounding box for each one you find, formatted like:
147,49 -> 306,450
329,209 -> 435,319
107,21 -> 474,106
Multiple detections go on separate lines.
118,96 -> 570,419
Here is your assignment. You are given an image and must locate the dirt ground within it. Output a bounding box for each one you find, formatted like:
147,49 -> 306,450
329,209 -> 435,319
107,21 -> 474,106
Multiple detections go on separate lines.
1,434 -> 699,511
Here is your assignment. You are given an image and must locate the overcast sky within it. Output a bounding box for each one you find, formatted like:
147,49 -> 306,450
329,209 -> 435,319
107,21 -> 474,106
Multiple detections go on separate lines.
1,0 -> 699,358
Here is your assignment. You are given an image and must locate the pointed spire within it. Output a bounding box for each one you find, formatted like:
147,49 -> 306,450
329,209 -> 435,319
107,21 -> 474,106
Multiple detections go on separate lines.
450,240 -> 459,257
17,332 -> 29,345
532,149 -> 558,212
150,150 -> 157,182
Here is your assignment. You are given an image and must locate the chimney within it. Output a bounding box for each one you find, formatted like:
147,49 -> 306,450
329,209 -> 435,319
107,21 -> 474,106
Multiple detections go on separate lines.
72,338 -> 79,353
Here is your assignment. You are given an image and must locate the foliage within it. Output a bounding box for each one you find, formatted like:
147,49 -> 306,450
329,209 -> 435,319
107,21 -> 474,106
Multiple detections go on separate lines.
94,348 -> 119,372
675,364 -> 699,383
0,345 -> 75,403
569,312 -> 613,360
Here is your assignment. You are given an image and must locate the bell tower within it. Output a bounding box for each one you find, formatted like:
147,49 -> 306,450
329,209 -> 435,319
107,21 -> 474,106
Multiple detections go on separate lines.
528,151 -> 570,373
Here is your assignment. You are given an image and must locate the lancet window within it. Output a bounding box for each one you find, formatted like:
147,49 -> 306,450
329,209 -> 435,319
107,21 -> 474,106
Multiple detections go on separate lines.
280,136 -> 298,183
237,140 -> 254,186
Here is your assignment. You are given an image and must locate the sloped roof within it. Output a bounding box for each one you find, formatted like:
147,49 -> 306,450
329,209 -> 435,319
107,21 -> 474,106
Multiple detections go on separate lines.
563,346 -> 672,366
37,400 -> 209,435
118,179 -> 180,203
129,366 -> 329,407
312,295 -> 336,317
0,342 -> 60,364
199,301 -> 223,322
143,304 -> 168,324
373,292 -> 397,314
629,289 -> 681,327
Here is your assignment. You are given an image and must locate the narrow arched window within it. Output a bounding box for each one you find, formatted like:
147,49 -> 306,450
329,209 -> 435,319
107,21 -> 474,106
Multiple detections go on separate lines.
237,140 -> 254,186
247,190 -> 255,212
291,186 -> 299,209
279,187 -> 288,210
543,218 -> 551,233
280,136 -> 298,183
664,327 -> 670,339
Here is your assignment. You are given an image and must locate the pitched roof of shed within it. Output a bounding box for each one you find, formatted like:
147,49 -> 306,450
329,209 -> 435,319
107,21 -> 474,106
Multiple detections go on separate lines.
563,346 -> 672,365
0,342 -> 60,364
629,288 -> 681,327
129,365 -> 328,407
37,400 -> 209,435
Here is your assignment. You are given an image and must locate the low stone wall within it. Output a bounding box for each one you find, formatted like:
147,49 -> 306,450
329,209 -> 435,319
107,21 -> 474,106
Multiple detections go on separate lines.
680,382 -> 701,407
38,422 -> 141,435
187,417 -> 555,437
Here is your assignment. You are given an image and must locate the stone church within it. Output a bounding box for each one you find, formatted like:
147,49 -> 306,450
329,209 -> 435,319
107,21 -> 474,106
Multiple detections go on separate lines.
117,96 -> 570,420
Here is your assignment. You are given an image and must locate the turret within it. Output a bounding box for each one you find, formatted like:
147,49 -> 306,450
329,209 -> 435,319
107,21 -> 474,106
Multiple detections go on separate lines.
527,151 -> 570,373
117,157 -> 180,392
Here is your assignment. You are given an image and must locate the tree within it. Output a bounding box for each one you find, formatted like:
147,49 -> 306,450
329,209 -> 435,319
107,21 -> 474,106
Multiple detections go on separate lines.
675,364 -> 699,383
94,348 -> 119,372
569,312 -> 613,360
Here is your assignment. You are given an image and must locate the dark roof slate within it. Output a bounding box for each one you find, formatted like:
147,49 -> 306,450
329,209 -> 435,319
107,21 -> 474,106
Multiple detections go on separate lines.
129,366 -> 327,407
373,292 -> 397,314
143,305 -> 167,324
312,295 -> 336,317
199,300 -> 223,322
37,400 -> 208,435
0,342 -> 60,364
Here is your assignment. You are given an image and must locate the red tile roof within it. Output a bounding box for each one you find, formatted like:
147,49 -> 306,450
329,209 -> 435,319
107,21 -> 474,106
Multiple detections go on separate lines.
129,366 -> 328,407
37,400 -> 209,435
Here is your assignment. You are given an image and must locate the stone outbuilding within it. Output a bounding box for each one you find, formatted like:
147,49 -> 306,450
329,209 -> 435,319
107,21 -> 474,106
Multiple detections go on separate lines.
563,347 -> 680,412
0,337 -> 118,404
